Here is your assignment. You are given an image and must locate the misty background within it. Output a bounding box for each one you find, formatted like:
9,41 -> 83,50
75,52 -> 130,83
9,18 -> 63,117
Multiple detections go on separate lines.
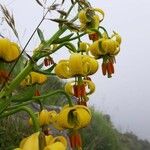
0,0 -> 150,141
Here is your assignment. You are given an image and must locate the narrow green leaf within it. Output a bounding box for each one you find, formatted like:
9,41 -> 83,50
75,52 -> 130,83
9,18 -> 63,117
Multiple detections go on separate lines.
37,28 -> 45,43
11,85 -> 36,102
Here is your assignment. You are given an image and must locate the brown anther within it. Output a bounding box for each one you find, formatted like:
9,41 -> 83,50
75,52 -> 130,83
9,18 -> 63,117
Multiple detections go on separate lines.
35,89 -> 40,96
102,63 -> 107,76
89,32 -> 99,41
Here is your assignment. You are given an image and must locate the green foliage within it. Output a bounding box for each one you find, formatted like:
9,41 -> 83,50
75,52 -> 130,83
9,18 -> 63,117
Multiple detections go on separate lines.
81,108 -> 120,150
0,114 -> 32,150
119,132 -> 150,150
40,76 -> 67,106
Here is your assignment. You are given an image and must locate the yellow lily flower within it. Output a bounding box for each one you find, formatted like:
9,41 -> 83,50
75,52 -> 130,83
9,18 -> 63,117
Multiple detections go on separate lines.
82,55 -> 99,75
111,32 -> 122,45
39,109 -> 50,126
29,109 -> 55,127
78,8 -> 104,31
54,105 -> 91,130
101,39 -> 119,55
19,132 -> 39,150
89,39 -> 107,58
79,42 -> 90,53
0,38 -> 20,62
55,53 -> 98,79
69,53 -> 84,76
15,132 -> 67,150
21,72 -> 47,86
54,60 -> 71,79
78,9 -> 91,24
89,36 -> 121,57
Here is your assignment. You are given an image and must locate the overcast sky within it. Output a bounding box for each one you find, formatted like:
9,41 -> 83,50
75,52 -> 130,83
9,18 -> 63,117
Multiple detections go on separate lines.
0,0 -> 150,141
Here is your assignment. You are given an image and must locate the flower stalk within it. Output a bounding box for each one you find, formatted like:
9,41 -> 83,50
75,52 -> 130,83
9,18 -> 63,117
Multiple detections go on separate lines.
0,106 -> 40,132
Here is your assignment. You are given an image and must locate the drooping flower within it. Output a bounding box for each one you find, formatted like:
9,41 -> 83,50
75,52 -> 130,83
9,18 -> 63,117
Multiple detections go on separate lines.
29,109 -> 56,127
14,132 -> 67,150
89,32 -> 121,58
21,72 -> 47,86
55,53 -> 98,79
54,105 -> 91,130
0,38 -> 20,62
88,32 -> 121,78
78,8 -> 104,32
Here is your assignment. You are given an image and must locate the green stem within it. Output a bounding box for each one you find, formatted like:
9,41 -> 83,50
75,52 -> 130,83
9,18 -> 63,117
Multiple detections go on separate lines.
99,26 -> 110,38
52,42 -> 77,53
34,41 -> 77,60
0,60 -> 34,99
0,106 -> 40,132
6,89 -> 74,110
69,33 -> 86,41
33,90 -> 73,107
44,26 -> 67,48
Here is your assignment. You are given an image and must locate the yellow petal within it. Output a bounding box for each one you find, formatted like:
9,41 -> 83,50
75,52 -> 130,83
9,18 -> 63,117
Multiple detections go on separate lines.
48,111 -> 58,123
55,106 -> 74,129
44,142 -> 66,150
0,38 -> 11,57
4,42 -> 20,62
69,53 -> 84,76
89,41 -> 100,57
55,105 -> 91,129
79,42 -> 90,52
82,55 -> 99,75
45,135 -> 54,145
64,81 -> 74,95
84,80 -> 95,95
30,72 -> 47,84
0,38 -> 20,62
55,60 -> 71,79
39,109 -> 50,126
102,39 -> 118,55
20,132 -> 39,150
112,32 -> 122,45
74,105 -> 92,129
93,8 -> 105,21
50,136 -> 67,147
78,10 -> 90,24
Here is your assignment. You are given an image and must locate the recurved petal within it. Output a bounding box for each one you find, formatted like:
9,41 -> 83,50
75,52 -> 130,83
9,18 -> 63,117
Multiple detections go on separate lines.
44,142 -> 66,150
82,55 -> 99,75
55,60 -> 71,79
64,81 -> 74,95
89,40 -> 101,57
20,132 -> 40,150
50,136 -> 67,148
69,53 -> 83,76
84,80 -> 95,95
